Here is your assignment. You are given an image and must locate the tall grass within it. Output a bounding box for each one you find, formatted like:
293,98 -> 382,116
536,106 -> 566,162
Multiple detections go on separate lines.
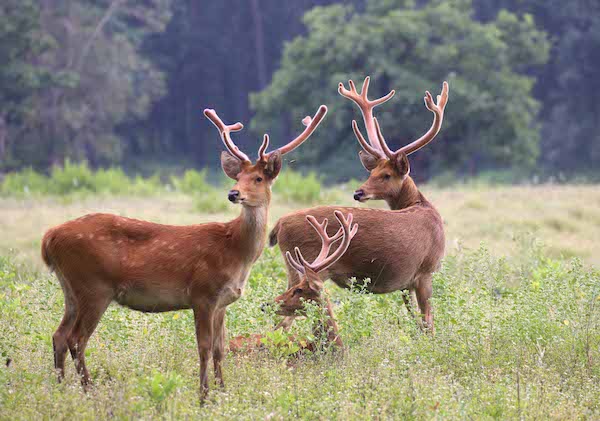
0,239 -> 598,418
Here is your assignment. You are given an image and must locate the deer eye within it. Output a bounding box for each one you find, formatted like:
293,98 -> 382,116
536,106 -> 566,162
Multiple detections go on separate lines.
256,176 -> 263,183
383,174 -> 391,180
293,288 -> 303,295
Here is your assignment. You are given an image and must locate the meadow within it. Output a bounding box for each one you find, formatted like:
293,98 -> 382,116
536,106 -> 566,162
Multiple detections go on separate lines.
0,170 -> 599,419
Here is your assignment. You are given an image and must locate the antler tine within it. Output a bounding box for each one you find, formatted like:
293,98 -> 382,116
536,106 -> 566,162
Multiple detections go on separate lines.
397,81 -> 449,156
261,105 -> 328,159
306,215 -> 344,263
339,76 -> 395,154
285,250 -> 305,274
258,134 -> 269,160
352,120 -> 385,158
374,118 -> 396,159
294,247 -> 312,270
308,210 -> 358,274
204,109 -> 250,162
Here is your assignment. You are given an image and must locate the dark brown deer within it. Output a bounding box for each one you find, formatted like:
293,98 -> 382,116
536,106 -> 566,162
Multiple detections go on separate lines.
230,210 -> 357,354
41,104 -> 327,399
270,76 -> 448,334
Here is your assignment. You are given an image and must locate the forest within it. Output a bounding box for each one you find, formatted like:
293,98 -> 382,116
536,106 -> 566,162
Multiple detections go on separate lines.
1,0 -> 598,181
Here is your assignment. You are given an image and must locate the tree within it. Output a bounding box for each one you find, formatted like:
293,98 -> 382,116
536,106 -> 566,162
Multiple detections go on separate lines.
0,0 -> 54,168
475,0 -> 600,172
6,0 -> 171,170
251,0 -> 550,180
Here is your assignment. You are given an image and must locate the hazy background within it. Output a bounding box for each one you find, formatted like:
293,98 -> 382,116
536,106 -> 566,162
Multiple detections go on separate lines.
1,0 -> 598,182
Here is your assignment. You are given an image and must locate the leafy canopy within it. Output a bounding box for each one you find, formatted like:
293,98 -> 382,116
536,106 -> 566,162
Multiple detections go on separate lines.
251,0 -> 550,180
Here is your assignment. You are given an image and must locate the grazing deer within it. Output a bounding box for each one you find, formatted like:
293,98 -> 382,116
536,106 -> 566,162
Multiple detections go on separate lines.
230,211 -> 357,354
270,77 -> 448,334
41,104 -> 327,398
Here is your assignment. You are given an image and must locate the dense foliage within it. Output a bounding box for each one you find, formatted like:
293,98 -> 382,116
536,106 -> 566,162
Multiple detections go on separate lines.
0,0 -> 598,179
252,0 -> 549,179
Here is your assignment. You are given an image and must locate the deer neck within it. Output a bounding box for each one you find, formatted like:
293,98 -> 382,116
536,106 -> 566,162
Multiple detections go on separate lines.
387,176 -> 427,210
235,204 -> 269,263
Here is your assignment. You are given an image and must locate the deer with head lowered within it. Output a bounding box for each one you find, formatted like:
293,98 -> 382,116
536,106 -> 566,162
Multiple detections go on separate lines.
41,104 -> 327,399
270,76 -> 448,334
230,210 -> 357,355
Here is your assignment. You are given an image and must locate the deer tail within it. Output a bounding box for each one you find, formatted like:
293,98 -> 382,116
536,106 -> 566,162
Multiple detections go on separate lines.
269,220 -> 281,247
41,229 -> 55,271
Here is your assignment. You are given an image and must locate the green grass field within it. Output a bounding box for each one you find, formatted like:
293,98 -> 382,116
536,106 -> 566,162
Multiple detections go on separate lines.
1,184 -> 599,419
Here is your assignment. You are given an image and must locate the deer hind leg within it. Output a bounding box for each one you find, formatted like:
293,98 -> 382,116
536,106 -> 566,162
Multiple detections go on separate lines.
415,273 -> 434,334
67,290 -> 112,388
53,272 -> 77,382
212,308 -> 226,389
401,289 -> 423,329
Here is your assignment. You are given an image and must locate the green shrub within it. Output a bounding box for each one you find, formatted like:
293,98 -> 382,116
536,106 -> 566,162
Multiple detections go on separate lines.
138,370 -> 182,407
274,170 -> 321,204
193,189 -> 231,214
0,168 -> 49,196
92,167 -> 132,194
170,169 -> 212,194
129,174 -> 164,196
48,160 -> 96,194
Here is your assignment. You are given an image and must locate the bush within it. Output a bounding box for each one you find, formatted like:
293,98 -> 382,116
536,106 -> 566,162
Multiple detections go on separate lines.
193,189 -> 231,214
274,170 -> 322,204
170,169 -> 212,194
0,168 -> 49,196
92,167 -> 132,194
0,161 -> 167,197
48,160 -> 97,194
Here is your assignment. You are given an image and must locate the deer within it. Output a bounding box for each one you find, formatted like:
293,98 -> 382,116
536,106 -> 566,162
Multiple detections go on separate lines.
229,210 -> 357,355
270,76 -> 448,335
40,104 -> 327,399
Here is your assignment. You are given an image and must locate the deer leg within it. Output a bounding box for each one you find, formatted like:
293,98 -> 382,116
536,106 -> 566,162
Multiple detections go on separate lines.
401,289 -> 423,329
212,308 -> 226,389
67,293 -> 111,388
193,302 -> 215,401
401,289 -> 419,314
53,275 -> 77,382
53,307 -> 76,382
415,274 -> 434,334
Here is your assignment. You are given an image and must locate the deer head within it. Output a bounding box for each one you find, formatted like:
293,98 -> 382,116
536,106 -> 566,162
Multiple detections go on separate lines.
338,77 -> 448,204
204,105 -> 327,207
274,210 -> 358,316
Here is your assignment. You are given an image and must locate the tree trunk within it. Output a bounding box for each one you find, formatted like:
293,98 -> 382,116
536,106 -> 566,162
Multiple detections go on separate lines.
0,113 -> 7,163
250,0 -> 267,89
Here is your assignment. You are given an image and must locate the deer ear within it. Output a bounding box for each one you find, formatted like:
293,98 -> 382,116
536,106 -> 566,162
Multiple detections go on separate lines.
393,152 -> 410,176
221,151 -> 242,180
264,151 -> 282,179
358,150 -> 379,171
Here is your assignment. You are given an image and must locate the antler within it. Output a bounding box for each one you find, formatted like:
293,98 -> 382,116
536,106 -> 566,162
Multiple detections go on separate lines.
286,210 -> 358,275
339,76 -> 395,158
396,81 -> 449,156
260,105 -> 328,161
204,109 -> 250,162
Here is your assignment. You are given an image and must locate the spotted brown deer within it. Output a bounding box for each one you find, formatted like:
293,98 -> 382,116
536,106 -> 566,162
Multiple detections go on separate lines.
41,104 -> 327,399
230,210 -> 357,354
270,76 -> 448,334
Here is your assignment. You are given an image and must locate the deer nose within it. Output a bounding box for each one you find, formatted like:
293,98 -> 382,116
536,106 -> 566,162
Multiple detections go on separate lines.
228,190 -> 240,203
354,190 -> 365,201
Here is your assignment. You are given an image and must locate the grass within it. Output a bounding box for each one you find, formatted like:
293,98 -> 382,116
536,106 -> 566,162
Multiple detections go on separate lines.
0,182 -> 600,418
